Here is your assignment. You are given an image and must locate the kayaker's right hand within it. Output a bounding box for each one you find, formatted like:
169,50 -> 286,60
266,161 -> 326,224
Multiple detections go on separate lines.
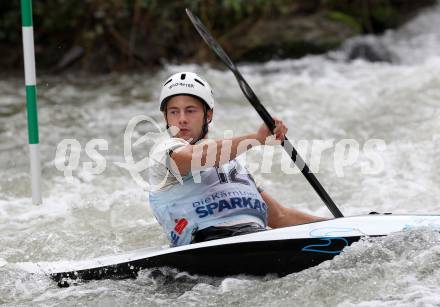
255,117 -> 288,145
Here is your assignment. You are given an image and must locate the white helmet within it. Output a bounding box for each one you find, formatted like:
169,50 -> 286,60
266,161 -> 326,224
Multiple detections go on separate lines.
159,72 -> 215,111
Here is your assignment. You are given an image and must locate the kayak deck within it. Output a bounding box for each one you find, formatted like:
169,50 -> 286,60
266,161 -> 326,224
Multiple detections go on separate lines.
14,214 -> 440,286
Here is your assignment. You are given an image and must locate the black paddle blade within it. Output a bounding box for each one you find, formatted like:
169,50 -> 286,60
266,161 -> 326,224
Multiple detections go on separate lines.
185,8 -> 275,130
185,9 -> 236,71
185,8 -> 343,218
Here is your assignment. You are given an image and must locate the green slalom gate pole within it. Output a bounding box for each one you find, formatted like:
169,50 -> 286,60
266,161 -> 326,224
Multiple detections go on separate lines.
21,0 -> 42,205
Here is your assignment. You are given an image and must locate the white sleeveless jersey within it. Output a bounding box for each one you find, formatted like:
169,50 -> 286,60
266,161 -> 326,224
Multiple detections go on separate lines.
148,138 -> 267,246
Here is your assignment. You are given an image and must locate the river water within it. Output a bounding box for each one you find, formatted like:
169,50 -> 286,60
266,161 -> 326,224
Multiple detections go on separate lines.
1,4 -> 440,307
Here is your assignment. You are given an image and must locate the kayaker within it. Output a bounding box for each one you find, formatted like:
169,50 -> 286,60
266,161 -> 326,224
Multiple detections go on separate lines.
148,72 -> 325,247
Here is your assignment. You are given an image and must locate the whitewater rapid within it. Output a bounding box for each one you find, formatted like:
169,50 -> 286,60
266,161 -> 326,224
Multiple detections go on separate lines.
1,4 -> 440,306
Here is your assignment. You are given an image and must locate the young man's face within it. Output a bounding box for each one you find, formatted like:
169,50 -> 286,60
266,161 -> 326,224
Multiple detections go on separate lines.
164,95 -> 213,141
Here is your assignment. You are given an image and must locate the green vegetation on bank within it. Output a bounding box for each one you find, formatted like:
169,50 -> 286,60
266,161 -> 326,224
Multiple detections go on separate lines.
0,0 -> 435,73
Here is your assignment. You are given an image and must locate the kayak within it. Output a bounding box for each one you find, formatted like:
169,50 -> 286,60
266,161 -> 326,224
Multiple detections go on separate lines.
15,214 -> 440,287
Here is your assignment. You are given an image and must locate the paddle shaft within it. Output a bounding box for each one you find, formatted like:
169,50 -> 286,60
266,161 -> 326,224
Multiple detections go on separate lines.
186,9 -> 343,218
234,71 -> 343,218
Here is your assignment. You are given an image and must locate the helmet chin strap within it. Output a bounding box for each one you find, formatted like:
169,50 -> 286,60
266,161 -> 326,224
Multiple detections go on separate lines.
195,107 -> 210,144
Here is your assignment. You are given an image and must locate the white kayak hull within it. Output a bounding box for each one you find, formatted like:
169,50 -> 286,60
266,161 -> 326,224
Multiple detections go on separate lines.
14,214 -> 440,286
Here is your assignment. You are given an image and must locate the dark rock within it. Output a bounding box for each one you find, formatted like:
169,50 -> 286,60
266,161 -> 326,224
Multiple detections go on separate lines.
214,13 -> 360,63
344,37 -> 395,63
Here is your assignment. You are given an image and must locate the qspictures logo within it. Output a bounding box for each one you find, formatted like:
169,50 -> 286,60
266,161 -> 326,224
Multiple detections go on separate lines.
54,115 -> 388,191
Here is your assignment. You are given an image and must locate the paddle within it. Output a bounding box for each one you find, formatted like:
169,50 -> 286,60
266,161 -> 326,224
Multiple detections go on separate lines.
186,9 -> 343,218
